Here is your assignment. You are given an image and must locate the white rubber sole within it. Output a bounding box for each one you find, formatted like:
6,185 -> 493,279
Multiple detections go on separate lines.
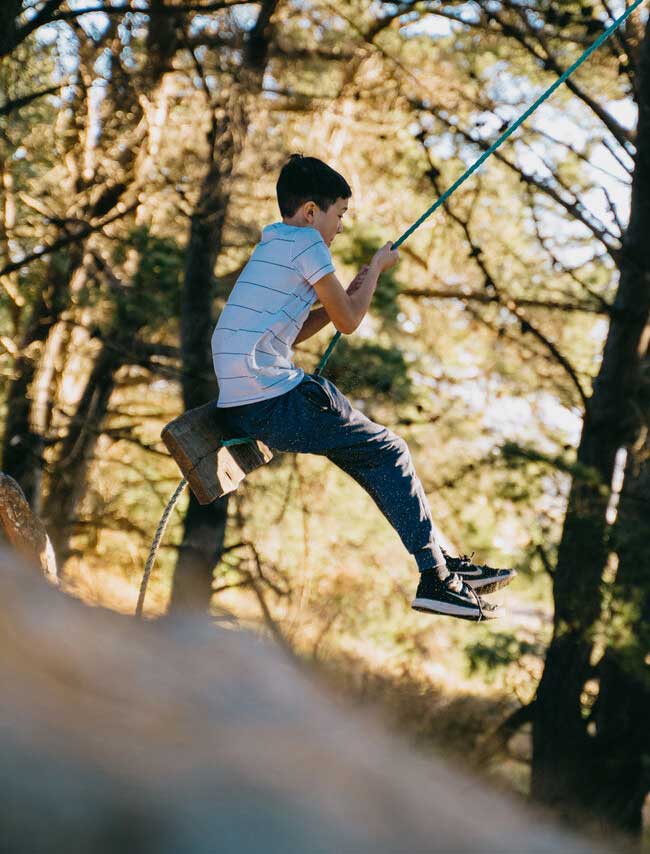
461,568 -> 517,594
412,598 -> 504,621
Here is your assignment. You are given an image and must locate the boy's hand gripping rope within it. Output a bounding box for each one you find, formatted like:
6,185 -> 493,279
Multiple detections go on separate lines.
136,0 -> 646,617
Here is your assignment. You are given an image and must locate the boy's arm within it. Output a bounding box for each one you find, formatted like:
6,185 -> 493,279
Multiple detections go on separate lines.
293,266 -> 371,345
311,242 -> 398,335
293,306 -> 331,345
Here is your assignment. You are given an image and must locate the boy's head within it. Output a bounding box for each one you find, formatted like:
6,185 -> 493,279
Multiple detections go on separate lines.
277,154 -> 351,246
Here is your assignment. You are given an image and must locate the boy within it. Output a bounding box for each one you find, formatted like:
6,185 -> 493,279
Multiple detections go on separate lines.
212,154 -> 515,621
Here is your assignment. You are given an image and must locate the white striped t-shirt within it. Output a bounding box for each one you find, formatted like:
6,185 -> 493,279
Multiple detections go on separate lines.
212,222 -> 336,407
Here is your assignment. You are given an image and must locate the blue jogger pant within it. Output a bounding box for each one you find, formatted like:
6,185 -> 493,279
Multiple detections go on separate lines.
219,373 -> 448,577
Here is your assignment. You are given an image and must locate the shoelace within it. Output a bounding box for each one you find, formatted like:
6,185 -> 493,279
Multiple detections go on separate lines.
459,562 -> 486,621
468,585 -> 484,622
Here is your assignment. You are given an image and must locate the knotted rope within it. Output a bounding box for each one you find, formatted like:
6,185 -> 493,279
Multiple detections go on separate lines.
135,477 -> 187,618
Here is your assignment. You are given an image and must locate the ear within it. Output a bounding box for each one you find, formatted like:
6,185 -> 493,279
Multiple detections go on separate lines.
303,201 -> 317,223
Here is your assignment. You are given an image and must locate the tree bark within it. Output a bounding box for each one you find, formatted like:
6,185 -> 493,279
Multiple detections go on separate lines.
168,127 -> 233,612
532,16 -> 650,818
0,472 -> 57,579
42,340 -> 120,565
1,243 -> 83,505
586,414 -> 650,832
583,24 -> 650,831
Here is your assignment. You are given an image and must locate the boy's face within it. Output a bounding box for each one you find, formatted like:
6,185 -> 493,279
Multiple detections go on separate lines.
304,197 -> 349,247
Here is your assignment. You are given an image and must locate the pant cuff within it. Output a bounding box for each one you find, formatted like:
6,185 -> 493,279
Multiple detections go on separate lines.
414,545 -> 449,581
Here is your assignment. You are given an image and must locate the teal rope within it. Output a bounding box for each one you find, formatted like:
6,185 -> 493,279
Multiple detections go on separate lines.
224,0 -> 645,437
315,0 -> 645,375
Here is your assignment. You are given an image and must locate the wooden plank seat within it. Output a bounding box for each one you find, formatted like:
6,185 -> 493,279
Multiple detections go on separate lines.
161,401 -> 273,505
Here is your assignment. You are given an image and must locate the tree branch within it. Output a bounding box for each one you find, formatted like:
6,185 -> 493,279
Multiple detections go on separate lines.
0,201 -> 138,278
493,0 -> 636,152
417,144 -> 592,408
0,84 -> 63,117
401,287 -> 610,315
477,701 -> 536,764
414,101 -> 621,258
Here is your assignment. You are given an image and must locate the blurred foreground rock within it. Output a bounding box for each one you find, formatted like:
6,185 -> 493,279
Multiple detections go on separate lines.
0,472 -> 57,579
1,549 -> 610,854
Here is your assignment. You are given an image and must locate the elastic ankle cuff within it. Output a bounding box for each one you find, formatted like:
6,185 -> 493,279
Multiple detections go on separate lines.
415,546 -> 449,581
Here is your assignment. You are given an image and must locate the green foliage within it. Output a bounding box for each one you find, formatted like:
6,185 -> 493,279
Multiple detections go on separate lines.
465,632 -> 545,681
500,442 -> 603,487
111,227 -> 184,332
325,337 -> 413,401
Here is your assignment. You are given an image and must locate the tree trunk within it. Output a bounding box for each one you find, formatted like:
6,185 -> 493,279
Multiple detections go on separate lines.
169,155 -> 231,612
1,58 -> 127,507
532,16 -> 650,817
169,0 -> 279,613
1,243 -> 83,504
40,57 -> 176,567
586,415 -> 650,832
42,341 -> 120,565
581,27 -> 650,826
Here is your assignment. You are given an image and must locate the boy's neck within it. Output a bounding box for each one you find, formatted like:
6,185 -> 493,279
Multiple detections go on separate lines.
282,214 -> 309,228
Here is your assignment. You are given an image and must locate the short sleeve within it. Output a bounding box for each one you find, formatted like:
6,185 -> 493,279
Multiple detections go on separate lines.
291,229 -> 335,285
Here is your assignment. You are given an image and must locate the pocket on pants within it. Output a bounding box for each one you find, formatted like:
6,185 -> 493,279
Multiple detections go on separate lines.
298,375 -> 335,412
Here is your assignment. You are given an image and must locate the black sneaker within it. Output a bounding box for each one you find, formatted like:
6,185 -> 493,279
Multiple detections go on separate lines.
443,551 -> 516,595
412,572 -> 504,621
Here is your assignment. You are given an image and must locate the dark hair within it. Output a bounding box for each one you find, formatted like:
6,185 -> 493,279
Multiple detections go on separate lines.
276,154 -> 351,218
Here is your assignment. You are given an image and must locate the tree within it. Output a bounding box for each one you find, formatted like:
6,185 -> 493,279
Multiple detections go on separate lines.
169,0 -> 281,611
532,15 -> 650,830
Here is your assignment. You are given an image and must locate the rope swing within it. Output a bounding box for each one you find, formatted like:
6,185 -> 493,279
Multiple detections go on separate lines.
136,0 -> 646,617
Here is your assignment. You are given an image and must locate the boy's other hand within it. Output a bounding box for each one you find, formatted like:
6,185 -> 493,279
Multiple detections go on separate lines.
371,242 -> 400,273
